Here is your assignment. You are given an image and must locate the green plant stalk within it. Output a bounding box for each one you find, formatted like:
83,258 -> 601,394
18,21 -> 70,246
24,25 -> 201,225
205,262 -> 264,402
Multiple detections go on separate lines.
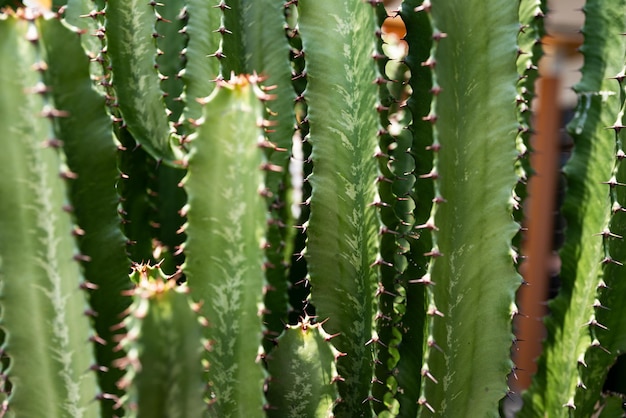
183,76 -> 268,417
371,4 -> 417,415
63,0 -> 107,94
266,320 -> 339,417
152,0 -> 188,274
216,0 -> 297,350
284,2 -> 312,325
298,0 -> 381,415
37,16 -> 132,415
394,1 -> 434,415
519,1 -> 625,415
155,0 -> 186,124
105,0 -> 182,164
117,129 -> 159,266
0,14 -> 99,418
418,1 -> 520,416
514,0 -> 546,219
178,0 -> 221,125
573,4 -> 626,415
116,264 -> 205,418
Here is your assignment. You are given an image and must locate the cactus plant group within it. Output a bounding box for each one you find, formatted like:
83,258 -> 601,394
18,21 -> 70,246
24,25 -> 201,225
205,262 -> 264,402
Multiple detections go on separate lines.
0,0 -> 625,417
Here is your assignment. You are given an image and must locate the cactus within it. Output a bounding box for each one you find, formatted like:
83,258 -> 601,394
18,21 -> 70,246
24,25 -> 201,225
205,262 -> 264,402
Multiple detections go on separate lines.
1,0 -> 626,417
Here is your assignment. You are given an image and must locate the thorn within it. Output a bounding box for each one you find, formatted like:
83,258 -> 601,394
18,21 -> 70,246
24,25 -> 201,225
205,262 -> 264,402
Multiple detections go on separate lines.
427,305 -> 444,317
432,31 -> 447,41
583,318 -> 608,330
89,335 -> 107,346
409,274 -> 434,285
601,256 -> 623,266
41,106 -> 70,118
603,176 -> 626,188
60,170 -> 78,180
414,0 -> 431,12
370,258 -> 393,268
419,169 -> 438,179
428,338 -> 444,353
421,57 -> 436,68
74,253 -> 92,262
422,368 -> 439,384
426,142 -> 441,152
418,397 -> 435,413
80,281 -> 99,290
562,399 -> 576,410
424,249 -> 443,258
591,338 -> 612,354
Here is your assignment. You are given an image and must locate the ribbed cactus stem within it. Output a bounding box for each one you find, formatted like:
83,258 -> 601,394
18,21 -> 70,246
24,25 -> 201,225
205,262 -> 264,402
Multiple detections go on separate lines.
417,1 -> 521,416
520,0 -> 626,415
266,318 -> 340,417
298,0 -> 381,415
114,263 -> 205,417
0,12 -> 99,418
36,15 -> 132,416
183,75 -> 269,417
105,0 -> 182,164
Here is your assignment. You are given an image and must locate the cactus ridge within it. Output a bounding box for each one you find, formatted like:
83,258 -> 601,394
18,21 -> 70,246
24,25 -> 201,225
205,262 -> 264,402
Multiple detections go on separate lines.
104,0 -> 183,164
371,3 -> 418,416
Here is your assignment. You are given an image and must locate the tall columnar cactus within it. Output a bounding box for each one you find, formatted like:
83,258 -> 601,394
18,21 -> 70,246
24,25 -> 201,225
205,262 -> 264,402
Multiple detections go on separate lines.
1,0 -> 626,417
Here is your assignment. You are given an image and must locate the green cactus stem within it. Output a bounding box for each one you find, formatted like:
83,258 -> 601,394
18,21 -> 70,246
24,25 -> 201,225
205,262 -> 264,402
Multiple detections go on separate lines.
105,0 -> 182,164
573,38 -> 626,418
178,0 -> 221,125
183,75 -> 269,417
115,263 -> 205,418
266,318 -> 339,418
371,4 -> 417,415
213,0 -> 297,351
519,1 -> 626,416
155,0 -> 186,125
36,15 -> 132,414
298,0 -> 381,415
417,1 -> 521,416
0,12 -> 99,417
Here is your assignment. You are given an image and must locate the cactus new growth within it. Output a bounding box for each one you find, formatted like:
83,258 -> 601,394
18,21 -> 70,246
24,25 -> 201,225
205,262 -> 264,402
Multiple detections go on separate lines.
0,0 -> 625,417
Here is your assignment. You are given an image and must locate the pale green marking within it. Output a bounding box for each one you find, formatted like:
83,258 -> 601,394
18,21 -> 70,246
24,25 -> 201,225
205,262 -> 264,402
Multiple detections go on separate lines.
24,118 -> 88,418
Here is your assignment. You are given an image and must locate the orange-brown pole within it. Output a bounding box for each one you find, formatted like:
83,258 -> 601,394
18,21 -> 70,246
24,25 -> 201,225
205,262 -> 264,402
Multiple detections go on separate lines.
513,55 -> 562,392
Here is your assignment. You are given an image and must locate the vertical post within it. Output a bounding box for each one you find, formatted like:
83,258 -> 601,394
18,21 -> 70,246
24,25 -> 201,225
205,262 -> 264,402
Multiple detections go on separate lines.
514,47 -> 562,392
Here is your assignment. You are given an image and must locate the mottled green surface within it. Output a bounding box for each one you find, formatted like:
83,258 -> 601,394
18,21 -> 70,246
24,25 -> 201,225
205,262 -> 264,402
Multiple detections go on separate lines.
184,78 -> 267,417
0,15 -> 99,418
420,1 -> 521,416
